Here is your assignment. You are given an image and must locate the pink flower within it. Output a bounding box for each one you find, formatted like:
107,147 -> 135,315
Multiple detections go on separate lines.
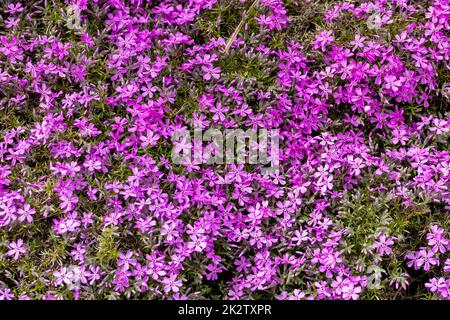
53,267 -> 74,287
18,204 -> 36,223
139,130 -> 160,147
425,277 -> 447,293
384,75 -> 403,92
162,274 -> 183,293
201,65 -> 221,80
312,30 -> 334,52
417,249 -> 439,271
6,239 -> 26,260
373,235 -> 394,256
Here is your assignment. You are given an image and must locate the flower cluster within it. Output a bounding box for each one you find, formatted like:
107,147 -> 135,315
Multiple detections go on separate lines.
0,0 -> 449,300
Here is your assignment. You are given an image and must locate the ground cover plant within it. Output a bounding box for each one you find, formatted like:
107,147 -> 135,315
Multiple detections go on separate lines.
0,0 -> 449,300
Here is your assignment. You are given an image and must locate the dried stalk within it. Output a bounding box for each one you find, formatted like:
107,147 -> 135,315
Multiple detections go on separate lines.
224,0 -> 259,54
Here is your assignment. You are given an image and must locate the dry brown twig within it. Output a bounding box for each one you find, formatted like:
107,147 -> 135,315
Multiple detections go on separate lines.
224,0 -> 260,54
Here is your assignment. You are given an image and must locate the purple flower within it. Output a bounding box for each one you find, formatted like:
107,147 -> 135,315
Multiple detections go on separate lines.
6,239 -> 26,260
162,274 -> 183,294
373,235 -> 394,256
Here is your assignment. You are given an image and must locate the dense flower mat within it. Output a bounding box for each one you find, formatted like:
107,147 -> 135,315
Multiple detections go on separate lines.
0,0 -> 449,300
